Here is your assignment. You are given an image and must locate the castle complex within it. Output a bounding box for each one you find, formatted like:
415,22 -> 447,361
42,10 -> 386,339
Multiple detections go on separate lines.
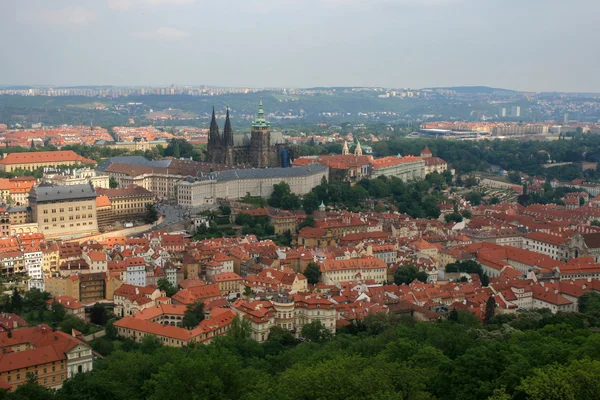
207,100 -> 289,168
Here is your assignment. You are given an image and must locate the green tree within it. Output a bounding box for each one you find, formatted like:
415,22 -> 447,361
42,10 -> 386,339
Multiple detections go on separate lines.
481,272 -> 490,287
266,326 -> 296,346
219,205 -> 231,216
172,142 -> 181,158
234,212 -> 253,226
445,212 -> 463,223
304,262 -> 322,285
92,338 -> 115,356
579,291 -> 600,314
11,380 -> 56,400
302,192 -> 320,214
109,176 -> 119,188
60,315 -> 88,334
140,334 -> 163,354
299,216 -> 316,229
508,171 -> 522,184
144,203 -> 159,224
90,303 -> 108,326
25,371 -> 37,385
300,320 -> 333,342
465,191 -> 483,206
484,296 -> 496,324
105,320 -> 117,340
227,314 -> 252,341
182,301 -> 205,329
269,182 -> 291,208
280,193 -> 301,210
23,288 -> 50,311
157,278 -> 177,297
394,265 -> 428,285
50,301 -> 66,325
445,260 -> 482,274
11,289 -> 22,312
519,364 -> 576,400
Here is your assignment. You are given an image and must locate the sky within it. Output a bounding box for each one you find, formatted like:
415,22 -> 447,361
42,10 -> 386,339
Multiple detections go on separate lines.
1,0 -> 599,92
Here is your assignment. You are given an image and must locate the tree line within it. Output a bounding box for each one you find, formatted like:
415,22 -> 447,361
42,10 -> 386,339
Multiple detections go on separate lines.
5,292 -> 600,399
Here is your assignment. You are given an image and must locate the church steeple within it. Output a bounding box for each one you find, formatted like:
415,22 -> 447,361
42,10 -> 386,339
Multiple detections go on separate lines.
342,141 -> 349,155
224,108 -> 234,147
209,106 -> 221,146
252,96 -> 270,129
354,140 -> 363,156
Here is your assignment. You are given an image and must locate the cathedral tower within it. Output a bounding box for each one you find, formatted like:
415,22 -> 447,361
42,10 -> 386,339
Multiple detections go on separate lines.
250,98 -> 271,168
223,108 -> 234,166
207,107 -> 223,163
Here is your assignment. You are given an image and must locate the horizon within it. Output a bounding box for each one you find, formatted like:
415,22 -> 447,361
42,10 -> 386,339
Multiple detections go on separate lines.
0,84 -> 597,95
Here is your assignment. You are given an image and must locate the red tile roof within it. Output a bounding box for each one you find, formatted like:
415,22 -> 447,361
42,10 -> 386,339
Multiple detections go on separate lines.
0,150 -> 95,165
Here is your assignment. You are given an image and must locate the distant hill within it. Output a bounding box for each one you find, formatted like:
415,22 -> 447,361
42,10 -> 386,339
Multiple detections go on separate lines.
426,86 -> 518,94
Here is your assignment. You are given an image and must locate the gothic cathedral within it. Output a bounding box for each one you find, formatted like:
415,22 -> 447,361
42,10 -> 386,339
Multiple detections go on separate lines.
207,100 -> 289,168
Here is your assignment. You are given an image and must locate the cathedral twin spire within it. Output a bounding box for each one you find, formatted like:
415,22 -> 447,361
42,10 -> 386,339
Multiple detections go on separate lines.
208,107 -> 234,148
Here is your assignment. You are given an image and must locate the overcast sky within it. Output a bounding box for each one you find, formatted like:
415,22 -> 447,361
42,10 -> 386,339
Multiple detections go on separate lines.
1,0 -> 599,92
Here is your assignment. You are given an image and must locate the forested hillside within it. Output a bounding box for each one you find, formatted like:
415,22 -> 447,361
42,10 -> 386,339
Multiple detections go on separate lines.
4,301 -> 600,400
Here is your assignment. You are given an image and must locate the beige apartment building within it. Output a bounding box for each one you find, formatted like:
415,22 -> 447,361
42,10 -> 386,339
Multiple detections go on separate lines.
319,257 -> 388,285
41,243 -> 60,274
45,275 -> 81,300
96,185 -> 154,222
29,184 -> 99,239
29,184 -> 98,238
0,150 -> 95,172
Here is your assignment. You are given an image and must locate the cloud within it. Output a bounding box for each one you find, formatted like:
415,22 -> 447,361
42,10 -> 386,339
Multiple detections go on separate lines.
28,6 -> 96,26
108,0 -> 194,11
135,26 -> 191,39
318,0 -> 463,8
236,0 -> 463,14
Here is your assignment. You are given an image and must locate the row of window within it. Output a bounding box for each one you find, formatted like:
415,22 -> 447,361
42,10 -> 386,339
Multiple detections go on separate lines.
43,214 -> 93,223
43,205 -> 93,214
43,222 -> 91,230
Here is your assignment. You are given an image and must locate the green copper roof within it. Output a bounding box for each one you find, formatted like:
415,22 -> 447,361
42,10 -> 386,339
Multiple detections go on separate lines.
252,97 -> 270,128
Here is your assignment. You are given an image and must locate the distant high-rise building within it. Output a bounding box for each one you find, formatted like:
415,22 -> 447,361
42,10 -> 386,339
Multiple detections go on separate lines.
511,106 -> 521,117
563,113 -> 569,124
500,108 -> 507,117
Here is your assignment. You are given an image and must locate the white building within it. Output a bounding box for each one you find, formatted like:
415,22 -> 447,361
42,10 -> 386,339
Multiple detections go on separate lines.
320,257 -> 387,285
24,248 -> 44,290
369,156 -> 425,181
66,343 -> 95,378
177,165 -> 328,207
523,232 -> 570,261
126,264 -> 147,287
42,167 -> 110,189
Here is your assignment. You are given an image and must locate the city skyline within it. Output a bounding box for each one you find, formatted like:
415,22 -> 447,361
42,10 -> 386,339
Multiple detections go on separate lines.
2,0 -> 600,92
